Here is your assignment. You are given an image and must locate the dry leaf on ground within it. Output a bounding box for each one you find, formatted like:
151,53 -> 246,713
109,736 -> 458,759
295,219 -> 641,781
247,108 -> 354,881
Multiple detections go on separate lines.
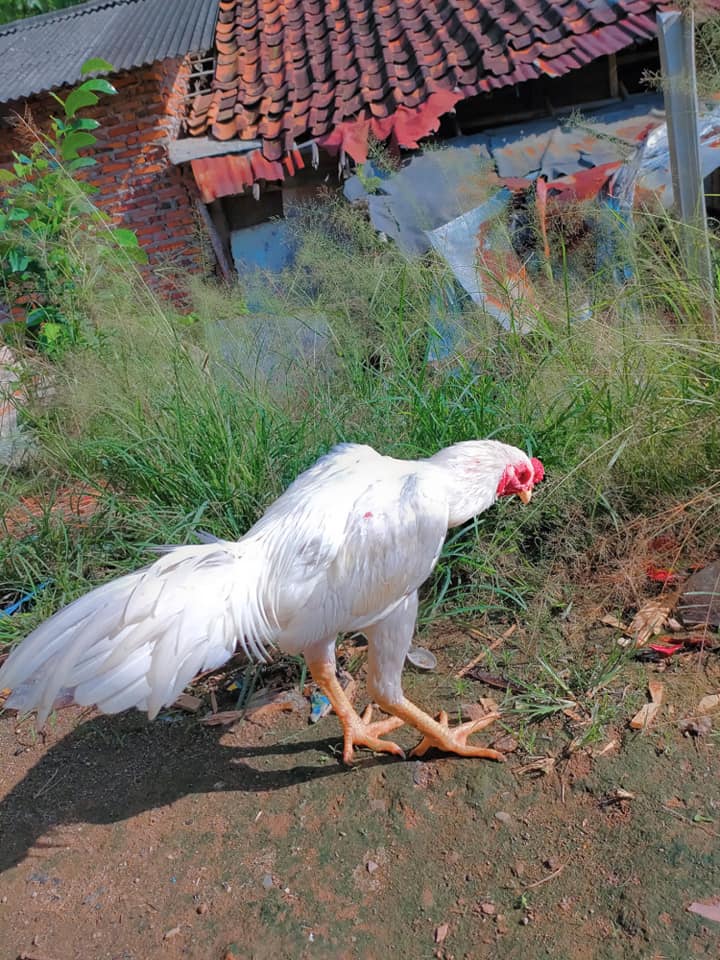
698,693 -> 720,714
629,597 -> 678,647
688,899 -> 720,923
629,681 -> 664,730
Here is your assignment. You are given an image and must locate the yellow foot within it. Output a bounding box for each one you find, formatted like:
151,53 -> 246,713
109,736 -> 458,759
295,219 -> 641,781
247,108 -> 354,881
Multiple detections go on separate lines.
409,709 -> 504,761
342,705 -> 405,764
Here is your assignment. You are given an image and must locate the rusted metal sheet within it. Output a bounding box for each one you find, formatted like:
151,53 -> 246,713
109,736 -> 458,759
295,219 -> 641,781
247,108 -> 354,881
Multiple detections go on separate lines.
426,189 -> 538,332
344,92 -> 720,331
191,147 -> 304,202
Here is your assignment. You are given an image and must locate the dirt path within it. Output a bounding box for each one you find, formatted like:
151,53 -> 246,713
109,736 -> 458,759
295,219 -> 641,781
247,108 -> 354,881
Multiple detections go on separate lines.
2,670 -> 720,960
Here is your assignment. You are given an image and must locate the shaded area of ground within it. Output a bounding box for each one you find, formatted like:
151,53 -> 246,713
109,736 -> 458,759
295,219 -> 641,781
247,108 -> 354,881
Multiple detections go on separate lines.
2,653 -> 720,960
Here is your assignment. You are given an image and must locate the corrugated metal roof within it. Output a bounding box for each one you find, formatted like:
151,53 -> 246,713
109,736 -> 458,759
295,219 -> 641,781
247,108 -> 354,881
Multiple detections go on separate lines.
0,0 -> 218,104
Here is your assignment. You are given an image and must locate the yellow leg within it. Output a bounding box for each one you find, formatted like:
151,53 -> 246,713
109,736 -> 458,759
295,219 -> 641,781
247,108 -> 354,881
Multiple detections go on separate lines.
380,698 -> 504,761
308,661 -> 405,764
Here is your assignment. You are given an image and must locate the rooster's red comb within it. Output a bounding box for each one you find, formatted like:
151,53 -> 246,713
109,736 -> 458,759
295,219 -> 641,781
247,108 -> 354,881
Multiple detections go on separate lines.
531,458 -> 545,483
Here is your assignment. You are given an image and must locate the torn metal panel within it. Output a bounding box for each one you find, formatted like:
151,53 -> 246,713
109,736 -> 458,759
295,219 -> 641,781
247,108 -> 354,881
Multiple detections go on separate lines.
191,147 -> 304,202
346,94 -> 670,260
487,94 -> 665,181
631,102 -> 720,208
343,134 -> 493,255
425,189 -> 537,332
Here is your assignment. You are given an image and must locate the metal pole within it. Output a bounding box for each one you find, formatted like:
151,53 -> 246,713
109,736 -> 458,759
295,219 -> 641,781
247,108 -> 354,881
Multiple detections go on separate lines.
657,9 -> 716,329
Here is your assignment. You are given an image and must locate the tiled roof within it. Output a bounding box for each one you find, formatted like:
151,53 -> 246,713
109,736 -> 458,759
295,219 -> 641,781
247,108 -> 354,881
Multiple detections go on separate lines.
187,0 -> 675,189
0,0 -> 218,104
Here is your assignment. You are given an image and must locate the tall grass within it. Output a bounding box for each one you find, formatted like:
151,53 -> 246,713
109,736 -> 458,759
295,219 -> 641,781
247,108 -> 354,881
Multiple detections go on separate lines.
2,193 -> 720,654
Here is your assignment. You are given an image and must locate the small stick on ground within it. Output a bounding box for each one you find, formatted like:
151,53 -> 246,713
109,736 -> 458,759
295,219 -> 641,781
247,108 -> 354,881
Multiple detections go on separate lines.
32,768 -> 59,800
524,862 -> 566,889
456,624 -> 516,678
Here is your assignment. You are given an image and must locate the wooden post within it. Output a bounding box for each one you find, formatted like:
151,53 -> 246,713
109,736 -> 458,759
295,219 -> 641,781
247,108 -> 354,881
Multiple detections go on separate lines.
657,9 -> 716,329
196,201 -> 234,282
608,54 -> 619,100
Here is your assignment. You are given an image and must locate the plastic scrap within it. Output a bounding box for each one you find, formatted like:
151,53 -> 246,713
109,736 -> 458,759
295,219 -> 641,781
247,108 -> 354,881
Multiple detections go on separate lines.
0,580 -> 50,618
406,645 -> 437,670
646,565 -> 682,584
309,690 -> 332,723
688,899 -> 720,923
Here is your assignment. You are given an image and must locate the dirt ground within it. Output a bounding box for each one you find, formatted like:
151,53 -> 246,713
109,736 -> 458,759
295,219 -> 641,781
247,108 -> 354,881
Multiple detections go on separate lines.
2,619 -> 720,960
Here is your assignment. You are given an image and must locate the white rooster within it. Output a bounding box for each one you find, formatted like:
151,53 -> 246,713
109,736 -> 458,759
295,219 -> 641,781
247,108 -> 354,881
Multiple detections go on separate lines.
0,440 -> 543,762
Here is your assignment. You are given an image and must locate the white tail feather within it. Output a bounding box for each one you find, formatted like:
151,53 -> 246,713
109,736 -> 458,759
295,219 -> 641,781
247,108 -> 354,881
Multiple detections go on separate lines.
0,538 -> 276,725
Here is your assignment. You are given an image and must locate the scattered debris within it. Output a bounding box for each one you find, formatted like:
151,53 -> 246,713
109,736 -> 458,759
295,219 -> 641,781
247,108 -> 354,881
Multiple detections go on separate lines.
406,645 -> 437,671
0,581 -> 50,619
200,689 -> 305,726
366,860 -> 379,874
593,739 -> 619,758
309,691 -> 332,723
516,756 -> 556,778
494,811 -> 512,825
646,565 -> 682,584
678,716 -> 712,738
697,693 -> 720,714
647,639 -> 685,657
434,922 -> 449,944
427,188 -> 538,332
163,926 -> 181,940
489,734 -> 518,754
629,681 -> 664,730
309,670 -> 355,723
173,693 -> 203,713
688,899 -> 720,924
463,669 -> 523,693
456,624 -> 516,678
524,862 -> 566,889
459,698 -> 499,722
629,596 -> 680,647
600,613 -> 626,630
599,789 -> 636,805
480,901 -> 496,916
200,712 -> 244,727
677,560 -> 720,627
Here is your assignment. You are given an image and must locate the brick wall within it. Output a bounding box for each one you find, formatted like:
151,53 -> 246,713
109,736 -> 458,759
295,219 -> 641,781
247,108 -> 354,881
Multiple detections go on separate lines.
0,57 -> 210,305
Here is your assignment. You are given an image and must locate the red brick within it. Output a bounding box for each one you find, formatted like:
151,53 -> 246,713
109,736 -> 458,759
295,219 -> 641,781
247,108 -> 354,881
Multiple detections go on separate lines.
0,59 -> 205,300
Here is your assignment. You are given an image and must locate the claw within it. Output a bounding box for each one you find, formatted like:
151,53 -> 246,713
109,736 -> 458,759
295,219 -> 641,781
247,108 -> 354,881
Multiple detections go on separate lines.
341,705 -> 406,764
409,709 -> 504,760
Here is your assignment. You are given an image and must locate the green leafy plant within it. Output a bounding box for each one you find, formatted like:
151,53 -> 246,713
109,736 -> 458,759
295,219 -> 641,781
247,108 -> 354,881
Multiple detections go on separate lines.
0,57 -> 146,357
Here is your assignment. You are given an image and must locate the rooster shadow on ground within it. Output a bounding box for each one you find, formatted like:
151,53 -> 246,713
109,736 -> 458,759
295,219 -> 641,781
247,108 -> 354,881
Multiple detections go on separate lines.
0,709 -> 391,875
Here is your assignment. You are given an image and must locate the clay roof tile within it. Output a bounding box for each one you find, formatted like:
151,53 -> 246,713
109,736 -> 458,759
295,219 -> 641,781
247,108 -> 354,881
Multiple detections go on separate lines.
186,0 -> 686,190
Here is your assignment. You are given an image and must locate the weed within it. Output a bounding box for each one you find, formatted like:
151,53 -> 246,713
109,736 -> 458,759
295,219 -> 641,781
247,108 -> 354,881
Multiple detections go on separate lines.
2,133 -> 720,764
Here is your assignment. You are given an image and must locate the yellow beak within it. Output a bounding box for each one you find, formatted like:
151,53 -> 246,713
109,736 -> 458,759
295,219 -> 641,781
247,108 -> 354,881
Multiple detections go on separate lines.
518,489 -> 532,505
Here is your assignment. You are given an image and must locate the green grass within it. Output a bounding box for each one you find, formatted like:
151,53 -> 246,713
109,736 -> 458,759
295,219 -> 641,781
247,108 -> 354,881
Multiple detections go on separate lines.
2,188 -> 720,751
